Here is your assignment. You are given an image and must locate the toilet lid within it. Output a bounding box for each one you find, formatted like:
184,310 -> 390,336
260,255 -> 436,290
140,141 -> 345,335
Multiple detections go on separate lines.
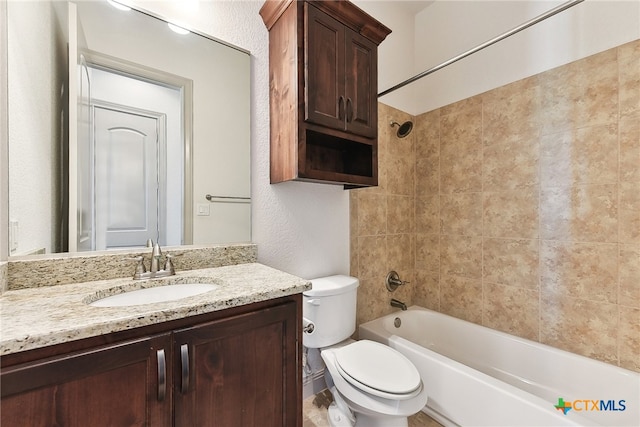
334,340 -> 421,398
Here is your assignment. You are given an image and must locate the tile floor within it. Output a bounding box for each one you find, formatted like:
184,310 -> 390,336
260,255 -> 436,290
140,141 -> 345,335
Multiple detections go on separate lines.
302,390 -> 443,427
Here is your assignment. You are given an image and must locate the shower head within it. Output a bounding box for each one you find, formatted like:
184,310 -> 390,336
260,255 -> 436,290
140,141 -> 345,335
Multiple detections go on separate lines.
390,120 -> 413,138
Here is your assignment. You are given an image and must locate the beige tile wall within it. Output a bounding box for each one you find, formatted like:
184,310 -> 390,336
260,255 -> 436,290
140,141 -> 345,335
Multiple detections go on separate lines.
350,104 -> 416,327
350,39 -> 639,372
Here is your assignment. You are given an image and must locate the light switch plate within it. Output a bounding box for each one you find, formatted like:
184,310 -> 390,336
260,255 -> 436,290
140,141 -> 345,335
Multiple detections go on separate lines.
197,203 -> 210,216
9,220 -> 18,252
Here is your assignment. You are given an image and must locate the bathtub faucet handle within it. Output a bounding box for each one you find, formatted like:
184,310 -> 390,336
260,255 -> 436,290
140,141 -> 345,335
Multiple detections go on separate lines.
386,271 -> 409,292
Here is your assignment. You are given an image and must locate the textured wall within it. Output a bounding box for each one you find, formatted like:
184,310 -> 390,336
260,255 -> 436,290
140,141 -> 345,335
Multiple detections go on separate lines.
352,39 -> 640,373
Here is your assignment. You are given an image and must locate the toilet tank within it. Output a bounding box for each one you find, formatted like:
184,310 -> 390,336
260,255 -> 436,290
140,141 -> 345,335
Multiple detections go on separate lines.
303,275 -> 359,349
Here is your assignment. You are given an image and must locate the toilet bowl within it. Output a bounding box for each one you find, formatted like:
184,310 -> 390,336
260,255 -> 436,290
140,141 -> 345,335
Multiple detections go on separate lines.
303,275 -> 428,427
322,340 -> 428,427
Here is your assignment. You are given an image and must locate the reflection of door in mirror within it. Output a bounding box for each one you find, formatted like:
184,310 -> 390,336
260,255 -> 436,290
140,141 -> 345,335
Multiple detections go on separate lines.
73,65 -> 183,251
94,106 -> 163,250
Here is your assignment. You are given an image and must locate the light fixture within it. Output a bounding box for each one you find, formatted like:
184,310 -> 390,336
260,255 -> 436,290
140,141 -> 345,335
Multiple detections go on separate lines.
168,23 -> 190,35
107,0 -> 131,12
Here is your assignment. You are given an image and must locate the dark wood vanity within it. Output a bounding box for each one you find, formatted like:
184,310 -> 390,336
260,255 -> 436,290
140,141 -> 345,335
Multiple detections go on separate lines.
260,0 -> 391,187
1,295 -> 302,427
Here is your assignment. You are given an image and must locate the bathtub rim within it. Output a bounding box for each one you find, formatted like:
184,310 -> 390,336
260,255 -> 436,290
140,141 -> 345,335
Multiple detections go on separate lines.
360,305 -> 638,378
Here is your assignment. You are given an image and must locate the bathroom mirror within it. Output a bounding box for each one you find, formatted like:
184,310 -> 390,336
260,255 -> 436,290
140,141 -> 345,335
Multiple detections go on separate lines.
6,0 -> 251,256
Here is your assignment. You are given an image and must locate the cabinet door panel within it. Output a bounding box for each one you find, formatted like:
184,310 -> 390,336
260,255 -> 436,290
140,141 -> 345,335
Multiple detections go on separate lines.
174,302 -> 299,427
304,3 -> 345,131
345,30 -> 377,138
1,334 -> 172,427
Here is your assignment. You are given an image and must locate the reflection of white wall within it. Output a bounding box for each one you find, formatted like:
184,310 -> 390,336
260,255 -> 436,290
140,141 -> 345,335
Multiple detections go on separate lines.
89,68 -> 182,246
7,1 -> 65,255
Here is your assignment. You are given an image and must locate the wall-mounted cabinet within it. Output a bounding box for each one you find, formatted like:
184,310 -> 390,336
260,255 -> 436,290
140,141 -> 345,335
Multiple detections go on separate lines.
260,0 -> 391,187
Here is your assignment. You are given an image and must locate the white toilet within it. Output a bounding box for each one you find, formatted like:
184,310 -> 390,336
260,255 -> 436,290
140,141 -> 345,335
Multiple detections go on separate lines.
303,275 -> 428,427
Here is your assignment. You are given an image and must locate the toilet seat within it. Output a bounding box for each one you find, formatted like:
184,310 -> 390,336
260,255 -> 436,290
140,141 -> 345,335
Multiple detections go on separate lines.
334,340 -> 422,400
321,342 -> 429,420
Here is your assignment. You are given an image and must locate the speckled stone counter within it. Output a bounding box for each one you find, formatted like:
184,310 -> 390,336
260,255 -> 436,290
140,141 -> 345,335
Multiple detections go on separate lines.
0,263 -> 310,355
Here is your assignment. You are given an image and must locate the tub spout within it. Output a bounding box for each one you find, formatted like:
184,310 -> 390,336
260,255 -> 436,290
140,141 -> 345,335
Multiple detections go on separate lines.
390,298 -> 407,311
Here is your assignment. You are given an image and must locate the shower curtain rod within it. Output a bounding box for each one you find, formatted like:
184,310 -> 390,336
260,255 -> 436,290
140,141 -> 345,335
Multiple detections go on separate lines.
378,0 -> 584,98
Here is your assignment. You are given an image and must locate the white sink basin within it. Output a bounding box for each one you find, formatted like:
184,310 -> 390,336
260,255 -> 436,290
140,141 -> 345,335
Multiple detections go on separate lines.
89,283 -> 218,307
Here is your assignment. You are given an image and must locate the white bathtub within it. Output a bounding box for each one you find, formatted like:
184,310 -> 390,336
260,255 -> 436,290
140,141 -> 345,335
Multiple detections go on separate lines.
359,306 -> 639,427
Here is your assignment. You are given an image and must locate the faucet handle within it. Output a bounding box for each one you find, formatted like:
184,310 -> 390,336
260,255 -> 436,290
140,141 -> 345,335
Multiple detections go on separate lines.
164,254 -> 176,275
386,271 -> 409,292
126,256 -> 147,279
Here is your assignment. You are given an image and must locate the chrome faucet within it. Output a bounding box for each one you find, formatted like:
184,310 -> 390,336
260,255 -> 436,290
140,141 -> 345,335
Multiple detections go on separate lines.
129,240 -> 176,280
390,298 -> 407,311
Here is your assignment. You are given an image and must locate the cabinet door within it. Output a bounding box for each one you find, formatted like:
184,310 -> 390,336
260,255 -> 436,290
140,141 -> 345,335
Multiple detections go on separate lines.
174,301 -> 299,427
304,3 -> 346,131
345,29 -> 377,138
1,334 -> 172,427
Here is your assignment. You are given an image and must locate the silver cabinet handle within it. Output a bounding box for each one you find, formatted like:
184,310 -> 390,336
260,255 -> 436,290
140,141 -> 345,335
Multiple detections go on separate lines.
180,344 -> 190,394
338,95 -> 345,121
157,349 -> 166,401
346,97 -> 353,123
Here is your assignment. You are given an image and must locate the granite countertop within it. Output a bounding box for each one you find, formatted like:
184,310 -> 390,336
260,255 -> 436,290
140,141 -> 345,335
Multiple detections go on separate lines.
0,263 -> 310,356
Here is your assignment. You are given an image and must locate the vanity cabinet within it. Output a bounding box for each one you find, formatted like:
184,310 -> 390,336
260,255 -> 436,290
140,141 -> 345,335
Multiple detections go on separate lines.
173,301 -> 298,426
1,296 -> 301,427
1,334 -> 173,426
260,0 -> 391,187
